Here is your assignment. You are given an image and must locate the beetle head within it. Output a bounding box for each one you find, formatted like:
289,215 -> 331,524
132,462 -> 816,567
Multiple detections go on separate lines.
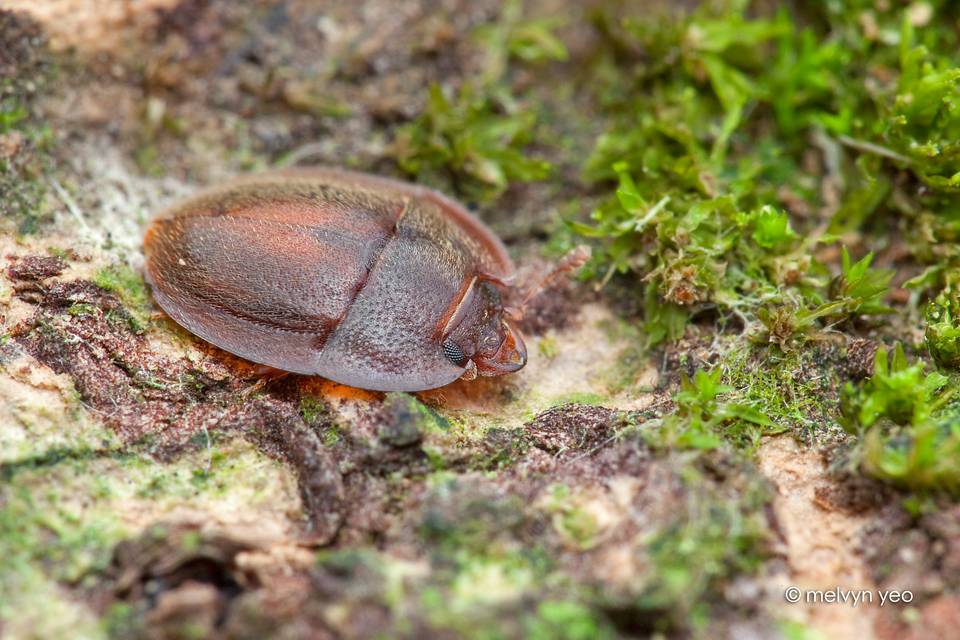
440,245 -> 591,384
443,280 -> 527,380
472,315 -> 527,376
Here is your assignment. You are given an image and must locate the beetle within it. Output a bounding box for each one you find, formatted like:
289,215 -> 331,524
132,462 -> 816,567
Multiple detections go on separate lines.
144,168 -> 588,392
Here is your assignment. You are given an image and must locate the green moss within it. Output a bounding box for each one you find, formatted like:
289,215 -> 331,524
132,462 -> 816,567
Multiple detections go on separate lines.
638,334 -> 854,451
0,393 -> 116,465
102,602 -> 141,639
132,143 -> 162,177
541,483 -> 603,549
0,568 -> 108,640
66,302 -> 97,317
389,1 -> 570,201
417,551 -> 566,639
750,247 -> 896,353
92,264 -> 151,330
777,619 -> 824,640
392,82 -> 552,200
550,392 -> 608,407
0,436 -> 291,634
538,334 -> 559,359
646,366 -> 777,451
0,11 -> 55,236
0,462 -> 129,632
840,343 -> 960,495
723,344 -> 843,445
926,291 -> 960,371
472,0 -> 569,84
577,0 -> 958,345
524,601 -> 614,640
828,247 -> 896,319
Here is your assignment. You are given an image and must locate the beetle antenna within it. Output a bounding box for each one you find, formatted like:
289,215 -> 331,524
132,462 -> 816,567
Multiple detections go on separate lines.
506,245 -> 591,320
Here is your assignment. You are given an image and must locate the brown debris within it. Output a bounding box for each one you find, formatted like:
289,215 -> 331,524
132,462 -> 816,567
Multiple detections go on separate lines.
812,475 -> 892,515
526,403 -> 623,456
12,278 -> 229,446
0,10 -> 47,87
111,525 -> 256,600
103,519 -> 282,640
815,446 -> 894,515
5,254 -> 69,281
859,501 -> 960,602
875,595 -> 960,640
844,338 -> 882,379
215,397 -> 346,545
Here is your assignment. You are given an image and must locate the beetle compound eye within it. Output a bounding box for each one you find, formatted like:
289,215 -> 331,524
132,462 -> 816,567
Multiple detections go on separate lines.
443,340 -> 468,367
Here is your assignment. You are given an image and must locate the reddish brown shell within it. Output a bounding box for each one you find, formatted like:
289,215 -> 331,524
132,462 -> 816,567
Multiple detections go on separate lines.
144,168 -> 519,391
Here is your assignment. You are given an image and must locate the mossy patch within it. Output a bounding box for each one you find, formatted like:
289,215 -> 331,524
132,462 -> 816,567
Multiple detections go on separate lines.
0,10 -> 55,236
576,1 -> 960,349
0,435 -> 297,639
92,264 -> 152,330
838,343 -> 960,496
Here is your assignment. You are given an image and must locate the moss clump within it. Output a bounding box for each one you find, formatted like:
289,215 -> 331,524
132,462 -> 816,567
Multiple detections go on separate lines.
392,82 -> 552,200
299,395 -> 332,430
92,265 -> 151,329
576,0 -> 959,344
390,1 -> 568,200
724,341 -> 846,446
926,291 -> 960,372
840,343 -> 960,495
646,366 -> 776,451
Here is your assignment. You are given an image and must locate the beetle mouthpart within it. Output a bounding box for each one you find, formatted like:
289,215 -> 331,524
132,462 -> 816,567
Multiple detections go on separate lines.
475,318 -> 527,376
460,360 -> 478,381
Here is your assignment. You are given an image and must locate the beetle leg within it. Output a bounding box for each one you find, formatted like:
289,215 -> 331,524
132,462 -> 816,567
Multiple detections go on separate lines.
415,389 -> 446,406
460,360 -> 478,381
242,377 -> 268,399
241,367 -> 291,398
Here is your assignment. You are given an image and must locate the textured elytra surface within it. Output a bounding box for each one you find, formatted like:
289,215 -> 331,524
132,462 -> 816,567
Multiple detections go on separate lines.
145,168 -> 519,391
